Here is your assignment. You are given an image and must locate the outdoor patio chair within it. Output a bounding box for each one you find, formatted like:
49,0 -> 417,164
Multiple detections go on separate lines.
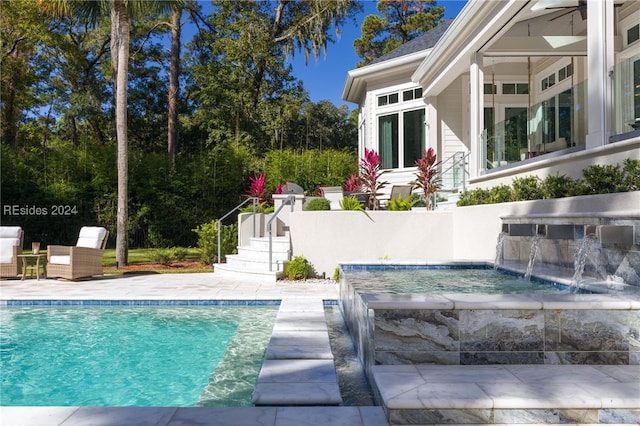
47,226 -> 109,280
380,185 -> 413,209
320,186 -> 344,210
0,226 -> 23,278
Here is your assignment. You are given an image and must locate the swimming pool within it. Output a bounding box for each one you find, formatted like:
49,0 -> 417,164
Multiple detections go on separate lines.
0,305 -> 278,407
342,265 -> 568,294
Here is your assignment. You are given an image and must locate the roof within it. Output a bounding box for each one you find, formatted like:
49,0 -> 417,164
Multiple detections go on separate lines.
369,20 -> 453,65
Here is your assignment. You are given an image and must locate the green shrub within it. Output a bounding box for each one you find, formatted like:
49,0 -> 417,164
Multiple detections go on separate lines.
286,255 -> 311,280
511,176 -> 542,201
171,247 -> 188,261
582,164 -> 625,194
333,266 -> 341,281
622,159 -> 640,191
305,197 -> 331,211
457,188 -> 491,206
152,248 -> 175,265
339,195 -> 364,211
541,174 -> 581,199
193,220 -> 238,264
388,194 -> 418,211
239,202 -> 274,213
489,184 -> 513,203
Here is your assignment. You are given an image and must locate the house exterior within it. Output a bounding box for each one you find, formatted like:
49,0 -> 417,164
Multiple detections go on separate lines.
342,0 -> 640,198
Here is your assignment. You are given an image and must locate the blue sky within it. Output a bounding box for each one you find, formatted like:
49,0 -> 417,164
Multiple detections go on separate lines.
288,0 -> 469,107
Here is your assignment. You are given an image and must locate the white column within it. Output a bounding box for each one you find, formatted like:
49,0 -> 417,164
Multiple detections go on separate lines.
469,52 -> 484,178
424,96 -> 438,152
586,0 -> 614,148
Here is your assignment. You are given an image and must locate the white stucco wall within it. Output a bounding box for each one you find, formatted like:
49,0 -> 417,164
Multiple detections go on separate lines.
277,191 -> 640,278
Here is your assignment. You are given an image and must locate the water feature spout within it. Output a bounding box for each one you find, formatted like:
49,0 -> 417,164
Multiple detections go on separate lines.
524,234 -> 543,281
494,232 -> 507,270
571,234 -> 598,289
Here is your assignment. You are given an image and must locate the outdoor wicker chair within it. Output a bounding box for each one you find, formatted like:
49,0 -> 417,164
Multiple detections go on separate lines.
47,226 -> 109,280
0,226 -> 23,278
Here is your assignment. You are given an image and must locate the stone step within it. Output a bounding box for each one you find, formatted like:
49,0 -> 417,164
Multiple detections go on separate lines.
224,254 -> 285,272
212,263 -> 282,282
253,297 -> 342,406
372,364 -> 640,425
237,245 -> 290,261
248,236 -> 291,251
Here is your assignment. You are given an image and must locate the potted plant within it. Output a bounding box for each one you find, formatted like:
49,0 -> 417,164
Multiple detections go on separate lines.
411,147 -> 442,210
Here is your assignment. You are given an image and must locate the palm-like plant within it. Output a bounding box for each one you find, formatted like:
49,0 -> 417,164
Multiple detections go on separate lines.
411,147 -> 442,210
37,0 -> 183,266
359,148 -> 389,210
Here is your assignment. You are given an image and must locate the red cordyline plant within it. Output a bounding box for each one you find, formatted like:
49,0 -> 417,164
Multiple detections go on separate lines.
359,148 -> 389,210
246,173 -> 268,202
343,174 -> 362,193
411,147 -> 442,210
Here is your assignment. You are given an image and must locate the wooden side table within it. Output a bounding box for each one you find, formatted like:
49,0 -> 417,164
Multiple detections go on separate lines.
18,254 -> 47,281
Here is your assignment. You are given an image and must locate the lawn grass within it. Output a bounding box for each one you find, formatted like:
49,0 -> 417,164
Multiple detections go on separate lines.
102,247 -> 209,274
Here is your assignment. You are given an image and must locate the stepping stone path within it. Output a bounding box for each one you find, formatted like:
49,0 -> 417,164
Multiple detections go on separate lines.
252,297 -> 343,406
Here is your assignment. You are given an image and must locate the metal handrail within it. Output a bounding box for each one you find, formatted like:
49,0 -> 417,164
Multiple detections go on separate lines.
439,151 -> 470,193
267,195 -> 296,272
216,197 -> 258,264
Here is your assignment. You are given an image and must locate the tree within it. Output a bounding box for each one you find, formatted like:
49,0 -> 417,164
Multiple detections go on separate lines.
168,7 -> 181,168
186,0 -> 361,154
37,0 -> 184,266
354,0 -> 444,67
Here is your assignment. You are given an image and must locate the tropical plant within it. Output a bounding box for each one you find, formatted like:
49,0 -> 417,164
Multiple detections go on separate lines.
387,194 -> 418,211
286,255 -> 311,280
344,174 -> 362,192
246,173 -> 268,202
411,147 -> 441,210
339,195 -> 364,211
359,148 -> 389,210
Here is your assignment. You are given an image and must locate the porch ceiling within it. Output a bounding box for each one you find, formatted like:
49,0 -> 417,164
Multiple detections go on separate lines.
411,0 -> 607,95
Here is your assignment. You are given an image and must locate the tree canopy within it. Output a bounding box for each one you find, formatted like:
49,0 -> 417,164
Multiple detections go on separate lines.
354,0 -> 444,67
0,0 -> 360,250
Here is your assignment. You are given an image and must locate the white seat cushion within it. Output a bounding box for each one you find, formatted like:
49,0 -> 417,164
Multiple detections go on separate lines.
0,226 -> 22,239
76,227 -> 107,249
49,255 -> 71,265
0,239 -> 19,263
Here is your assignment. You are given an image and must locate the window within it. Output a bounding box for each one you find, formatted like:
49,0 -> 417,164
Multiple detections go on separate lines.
558,63 -> 573,82
403,109 -> 425,166
378,108 -> 425,169
628,24 -> 640,45
541,73 -> 555,91
378,93 -> 399,107
502,83 -> 529,95
379,114 -> 398,168
484,83 -> 497,94
402,88 -> 423,102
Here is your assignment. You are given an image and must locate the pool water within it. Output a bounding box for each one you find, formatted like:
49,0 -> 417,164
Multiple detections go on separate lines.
0,306 -> 278,407
343,267 -> 567,294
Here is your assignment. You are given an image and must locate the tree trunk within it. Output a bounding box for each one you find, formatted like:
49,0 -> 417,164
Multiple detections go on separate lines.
167,8 -> 181,170
111,0 -> 130,267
